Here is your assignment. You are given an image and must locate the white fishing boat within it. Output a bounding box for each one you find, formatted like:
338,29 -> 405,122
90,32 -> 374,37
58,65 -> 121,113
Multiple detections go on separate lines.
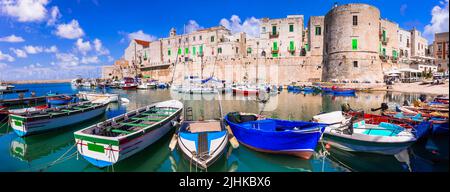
313,111 -> 427,155
10,101 -> 108,137
74,100 -> 183,168
177,120 -> 228,169
77,91 -> 119,104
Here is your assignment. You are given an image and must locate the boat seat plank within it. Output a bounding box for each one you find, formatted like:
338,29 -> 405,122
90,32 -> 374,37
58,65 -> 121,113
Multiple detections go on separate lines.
111,129 -> 134,134
120,122 -> 149,127
62,109 -> 75,113
142,113 -> 170,117
189,122 -> 222,133
131,117 -> 162,122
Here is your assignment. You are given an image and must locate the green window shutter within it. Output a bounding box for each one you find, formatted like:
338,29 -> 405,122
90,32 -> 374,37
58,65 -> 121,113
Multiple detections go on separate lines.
289,41 -> 294,51
199,45 -> 203,54
315,27 -> 321,35
185,48 -> 189,54
272,26 -> 277,35
305,44 -> 309,51
193,47 -> 196,55
273,41 -> 278,51
382,30 -> 386,42
393,50 -> 397,59
352,39 -> 358,50
289,25 -> 294,32
218,47 -> 222,54
178,48 -> 181,55
247,48 -> 252,53
168,49 -> 171,56
382,48 -> 386,56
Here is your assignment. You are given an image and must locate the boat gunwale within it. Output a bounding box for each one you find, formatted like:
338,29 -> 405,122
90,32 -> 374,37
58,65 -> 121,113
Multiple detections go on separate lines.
224,114 -> 326,134
9,101 -> 108,121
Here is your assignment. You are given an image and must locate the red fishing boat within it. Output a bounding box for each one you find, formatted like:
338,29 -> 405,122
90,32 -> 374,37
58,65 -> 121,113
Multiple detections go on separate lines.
346,111 -> 417,129
121,77 -> 138,90
232,85 -> 259,96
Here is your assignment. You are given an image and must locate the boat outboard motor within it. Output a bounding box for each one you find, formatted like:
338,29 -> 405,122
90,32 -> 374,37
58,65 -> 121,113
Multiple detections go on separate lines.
341,103 -> 352,112
403,100 -> 410,106
381,103 -> 389,111
343,116 -> 355,135
419,94 -> 427,102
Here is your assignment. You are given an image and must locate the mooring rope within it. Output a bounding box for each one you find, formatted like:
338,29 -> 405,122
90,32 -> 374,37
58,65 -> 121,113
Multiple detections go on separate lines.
33,143 -> 78,172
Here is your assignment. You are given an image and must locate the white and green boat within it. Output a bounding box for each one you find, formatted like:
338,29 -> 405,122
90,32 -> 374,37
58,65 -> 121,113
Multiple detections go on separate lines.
74,100 -> 183,168
10,101 -> 108,137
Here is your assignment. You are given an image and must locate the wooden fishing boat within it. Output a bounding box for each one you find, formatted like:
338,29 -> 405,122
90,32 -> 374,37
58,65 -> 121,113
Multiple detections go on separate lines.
224,112 -> 327,159
77,91 -> 119,103
121,77 -> 138,90
46,95 -> 73,106
74,100 -> 183,168
177,120 -> 228,169
9,101 -> 108,137
232,86 -> 259,96
382,110 -> 448,135
331,87 -> 356,95
313,111 -> 430,155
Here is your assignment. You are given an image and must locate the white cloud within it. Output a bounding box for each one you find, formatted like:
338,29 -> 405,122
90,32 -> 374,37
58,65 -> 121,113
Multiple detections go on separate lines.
0,0 -> 49,22
75,38 -> 92,55
424,0 -> 449,41
93,38 -> 109,55
56,52 -> 79,67
55,20 -> 85,39
23,45 -> 43,54
126,30 -> 157,42
107,55 -> 114,62
10,48 -> 27,58
46,6 -> 61,26
220,15 -> 261,38
44,45 -> 58,53
185,20 -> 203,34
0,51 -> 15,62
81,56 -> 100,64
0,34 -> 25,43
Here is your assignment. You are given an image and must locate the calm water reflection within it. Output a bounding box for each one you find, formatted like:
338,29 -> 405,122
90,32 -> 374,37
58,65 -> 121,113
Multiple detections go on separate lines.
0,83 -> 447,172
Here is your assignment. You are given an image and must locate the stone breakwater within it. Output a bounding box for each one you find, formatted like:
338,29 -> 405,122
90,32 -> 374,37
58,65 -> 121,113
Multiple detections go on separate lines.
5,79 -> 72,85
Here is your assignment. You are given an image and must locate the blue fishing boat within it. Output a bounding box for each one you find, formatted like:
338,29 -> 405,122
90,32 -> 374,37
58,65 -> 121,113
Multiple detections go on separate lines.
46,95 -> 73,106
177,120 -> 228,169
224,112 -> 327,159
332,88 -> 356,95
430,117 -> 449,135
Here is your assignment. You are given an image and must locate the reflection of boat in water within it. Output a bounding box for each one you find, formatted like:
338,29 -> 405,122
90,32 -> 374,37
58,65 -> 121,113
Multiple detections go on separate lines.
9,117 -> 105,163
232,144 -> 314,172
408,136 -> 449,172
326,146 -> 413,172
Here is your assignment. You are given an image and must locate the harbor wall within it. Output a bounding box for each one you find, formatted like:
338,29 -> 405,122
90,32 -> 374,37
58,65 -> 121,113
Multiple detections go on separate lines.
140,56 -> 323,84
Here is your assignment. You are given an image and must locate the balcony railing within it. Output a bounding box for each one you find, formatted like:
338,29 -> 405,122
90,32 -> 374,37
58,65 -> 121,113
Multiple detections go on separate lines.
287,47 -> 296,54
269,32 -> 279,39
271,49 -> 279,54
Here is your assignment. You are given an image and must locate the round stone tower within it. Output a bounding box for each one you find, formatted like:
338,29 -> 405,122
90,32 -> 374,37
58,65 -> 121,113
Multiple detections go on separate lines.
322,3 -> 383,82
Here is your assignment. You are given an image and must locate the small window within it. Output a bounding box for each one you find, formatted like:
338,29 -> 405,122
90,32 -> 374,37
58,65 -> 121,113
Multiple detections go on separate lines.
178,48 -> 182,55
262,27 -> 266,33
272,26 -> 277,35
193,36 -> 196,41
218,47 -> 222,54
178,39 -> 181,44
289,24 -> 294,32
353,61 -> 358,68
315,26 -> 321,36
353,15 -> 358,26
199,36 -> 202,40
168,49 -> 171,56
247,48 -> 252,54
211,36 -> 215,42
236,47 -> 239,54
352,39 -> 358,50
168,40 -> 170,45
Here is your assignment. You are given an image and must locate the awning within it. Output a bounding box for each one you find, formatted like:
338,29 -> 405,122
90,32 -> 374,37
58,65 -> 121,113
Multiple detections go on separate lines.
384,69 -> 401,74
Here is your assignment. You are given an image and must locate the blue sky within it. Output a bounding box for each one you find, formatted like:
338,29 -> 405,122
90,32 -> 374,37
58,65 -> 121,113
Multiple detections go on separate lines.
0,0 -> 448,81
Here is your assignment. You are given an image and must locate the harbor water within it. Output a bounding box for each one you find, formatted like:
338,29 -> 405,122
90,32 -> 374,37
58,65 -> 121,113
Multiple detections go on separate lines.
0,83 -> 448,172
